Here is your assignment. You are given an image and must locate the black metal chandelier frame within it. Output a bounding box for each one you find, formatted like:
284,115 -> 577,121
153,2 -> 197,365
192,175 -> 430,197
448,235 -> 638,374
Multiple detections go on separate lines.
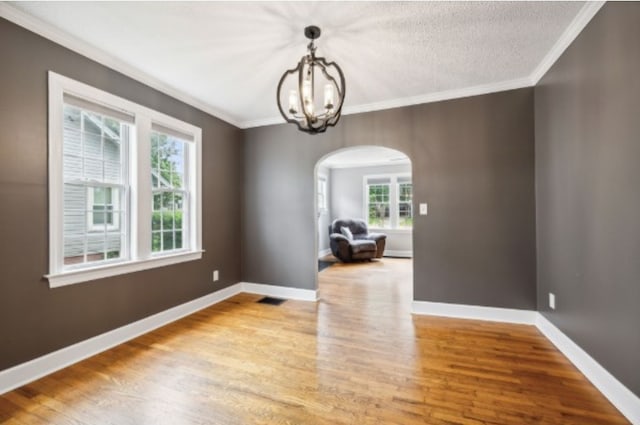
276,26 -> 346,135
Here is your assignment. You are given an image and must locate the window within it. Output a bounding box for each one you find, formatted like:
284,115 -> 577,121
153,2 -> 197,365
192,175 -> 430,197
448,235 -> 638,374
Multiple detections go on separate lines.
317,175 -> 328,212
151,130 -> 188,253
61,100 -> 129,266
89,187 -> 118,231
365,174 -> 412,230
48,72 -> 202,287
367,181 -> 390,228
398,177 -> 413,229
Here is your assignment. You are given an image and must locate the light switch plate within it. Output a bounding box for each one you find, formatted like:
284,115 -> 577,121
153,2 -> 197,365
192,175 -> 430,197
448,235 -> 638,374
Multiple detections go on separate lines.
419,203 -> 428,215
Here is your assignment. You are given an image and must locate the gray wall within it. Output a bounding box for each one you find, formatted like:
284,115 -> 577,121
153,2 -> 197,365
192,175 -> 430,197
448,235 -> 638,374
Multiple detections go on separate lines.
243,87 -> 536,309
329,163 -> 412,254
0,18 -> 243,371
316,165 -> 331,254
535,3 -> 640,396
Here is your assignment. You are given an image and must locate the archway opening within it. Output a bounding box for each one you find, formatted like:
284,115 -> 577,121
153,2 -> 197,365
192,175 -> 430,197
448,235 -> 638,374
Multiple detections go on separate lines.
313,146 -> 413,302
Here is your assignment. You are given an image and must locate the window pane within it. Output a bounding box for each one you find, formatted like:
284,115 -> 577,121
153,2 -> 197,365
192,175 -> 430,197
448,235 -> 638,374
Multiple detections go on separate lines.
153,193 -> 162,211
162,192 -> 173,210
94,187 -> 106,204
106,233 -> 123,260
174,193 -> 184,210
163,231 -> 174,251
175,210 -> 183,231
83,130 -> 102,159
92,210 -> 106,226
150,131 -> 189,255
151,132 -> 187,189
104,117 -> 121,139
83,158 -> 103,181
63,154 -> 82,180
152,232 -> 161,252
83,112 -> 102,135
398,183 -> 413,229
162,211 -> 174,230
63,236 -> 85,265
86,234 -> 106,263
152,211 -> 161,231
63,212 -> 85,238
104,160 -> 121,183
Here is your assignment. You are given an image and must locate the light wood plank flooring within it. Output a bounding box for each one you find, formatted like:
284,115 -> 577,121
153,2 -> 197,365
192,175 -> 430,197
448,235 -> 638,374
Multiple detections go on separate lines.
0,259 -> 629,424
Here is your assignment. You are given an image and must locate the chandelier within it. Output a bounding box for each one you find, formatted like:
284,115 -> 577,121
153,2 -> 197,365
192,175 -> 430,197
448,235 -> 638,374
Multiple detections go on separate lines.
277,26 -> 346,134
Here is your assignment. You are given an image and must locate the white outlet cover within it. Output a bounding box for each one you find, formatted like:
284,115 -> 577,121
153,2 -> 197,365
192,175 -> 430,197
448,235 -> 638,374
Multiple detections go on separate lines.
213,270 -> 219,282
549,293 -> 556,310
419,203 -> 428,215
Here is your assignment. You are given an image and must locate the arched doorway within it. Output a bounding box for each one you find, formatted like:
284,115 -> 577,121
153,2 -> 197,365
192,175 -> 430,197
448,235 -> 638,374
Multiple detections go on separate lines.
314,146 -> 413,301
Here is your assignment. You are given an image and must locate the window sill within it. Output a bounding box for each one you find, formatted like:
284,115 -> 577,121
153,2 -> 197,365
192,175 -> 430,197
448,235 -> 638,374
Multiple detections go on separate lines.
45,250 -> 204,288
369,228 -> 413,234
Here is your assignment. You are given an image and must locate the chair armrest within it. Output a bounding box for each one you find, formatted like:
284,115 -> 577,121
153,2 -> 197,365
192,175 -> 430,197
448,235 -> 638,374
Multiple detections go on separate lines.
367,233 -> 387,242
330,233 -> 350,243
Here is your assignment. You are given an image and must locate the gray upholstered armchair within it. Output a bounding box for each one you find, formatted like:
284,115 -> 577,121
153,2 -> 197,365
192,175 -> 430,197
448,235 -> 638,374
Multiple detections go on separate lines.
329,218 -> 387,262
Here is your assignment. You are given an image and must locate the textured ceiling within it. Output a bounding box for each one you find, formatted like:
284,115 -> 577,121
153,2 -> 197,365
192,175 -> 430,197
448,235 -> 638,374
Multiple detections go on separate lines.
10,1 -> 586,127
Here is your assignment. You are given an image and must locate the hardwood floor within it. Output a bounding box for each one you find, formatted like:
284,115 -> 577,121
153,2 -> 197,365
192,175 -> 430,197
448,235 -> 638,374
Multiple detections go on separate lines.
0,259 -> 629,424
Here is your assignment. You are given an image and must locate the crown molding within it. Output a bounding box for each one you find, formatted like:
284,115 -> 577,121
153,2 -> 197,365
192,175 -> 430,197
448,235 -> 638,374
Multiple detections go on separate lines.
340,76 -> 534,119
241,77 -> 533,129
529,1 -> 605,84
0,3 -> 243,129
237,3 -> 606,129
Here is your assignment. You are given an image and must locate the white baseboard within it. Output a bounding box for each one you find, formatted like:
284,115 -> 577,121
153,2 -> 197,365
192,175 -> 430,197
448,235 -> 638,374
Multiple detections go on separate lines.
0,281 -> 318,396
0,283 -> 243,396
536,313 -> 640,425
318,248 -> 331,258
384,250 -> 412,258
412,300 -> 537,325
241,282 -> 318,302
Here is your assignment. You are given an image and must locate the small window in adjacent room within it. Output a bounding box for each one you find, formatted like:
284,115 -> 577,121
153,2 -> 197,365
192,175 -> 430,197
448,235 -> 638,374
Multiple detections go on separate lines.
47,72 -> 202,288
317,175 -> 328,212
397,177 -> 413,229
365,174 -> 412,230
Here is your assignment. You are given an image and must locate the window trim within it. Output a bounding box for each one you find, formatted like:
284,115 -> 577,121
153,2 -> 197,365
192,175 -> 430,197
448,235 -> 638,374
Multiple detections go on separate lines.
363,173 -> 413,232
47,72 -> 203,288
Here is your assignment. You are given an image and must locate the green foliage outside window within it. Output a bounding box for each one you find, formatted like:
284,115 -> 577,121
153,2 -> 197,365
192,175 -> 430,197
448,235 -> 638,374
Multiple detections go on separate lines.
151,132 -> 186,252
151,133 -> 185,188
398,183 -> 413,228
368,184 -> 390,228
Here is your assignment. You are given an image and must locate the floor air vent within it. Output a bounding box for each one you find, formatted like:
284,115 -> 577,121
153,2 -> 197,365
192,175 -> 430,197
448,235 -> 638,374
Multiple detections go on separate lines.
257,296 -> 286,306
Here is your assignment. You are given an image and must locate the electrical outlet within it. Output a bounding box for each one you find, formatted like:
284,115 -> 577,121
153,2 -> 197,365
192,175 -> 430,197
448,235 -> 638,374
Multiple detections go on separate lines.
419,203 -> 428,215
213,270 -> 219,282
549,293 -> 556,310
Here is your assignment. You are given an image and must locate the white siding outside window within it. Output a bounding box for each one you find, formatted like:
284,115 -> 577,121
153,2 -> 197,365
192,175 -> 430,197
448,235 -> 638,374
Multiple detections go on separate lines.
47,72 -> 202,288
62,103 -> 129,266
